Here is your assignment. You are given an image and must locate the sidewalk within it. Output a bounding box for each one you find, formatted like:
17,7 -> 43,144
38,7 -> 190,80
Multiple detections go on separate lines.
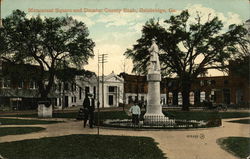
0,117 -> 249,159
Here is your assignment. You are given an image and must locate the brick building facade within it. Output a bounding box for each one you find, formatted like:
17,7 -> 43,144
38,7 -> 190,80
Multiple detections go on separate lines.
119,59 -> 249,107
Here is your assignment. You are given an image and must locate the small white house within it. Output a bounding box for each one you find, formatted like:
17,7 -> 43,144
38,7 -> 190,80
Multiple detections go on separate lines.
98,72 -> 124,108
56,72 -> 124,108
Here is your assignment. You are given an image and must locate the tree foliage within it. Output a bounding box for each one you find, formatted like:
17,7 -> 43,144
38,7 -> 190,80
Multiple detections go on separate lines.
125,10 -> 249,110
0,10 -> 95,99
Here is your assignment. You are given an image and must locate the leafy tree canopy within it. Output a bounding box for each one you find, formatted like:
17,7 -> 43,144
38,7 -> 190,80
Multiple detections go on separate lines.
125,10 -> 249,110
125,10 -> 248,78
0,10 -> 95,98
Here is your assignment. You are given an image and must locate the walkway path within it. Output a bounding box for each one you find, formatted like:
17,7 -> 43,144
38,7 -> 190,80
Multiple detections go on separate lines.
0,117 -> 249,159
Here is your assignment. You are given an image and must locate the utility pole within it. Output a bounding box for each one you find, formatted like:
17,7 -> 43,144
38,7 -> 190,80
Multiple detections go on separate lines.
97,53 -> 107,135
98,54 -> 108,109
96,51 -> 100,135
0,0 -> 3,28
123,60 -> 126,111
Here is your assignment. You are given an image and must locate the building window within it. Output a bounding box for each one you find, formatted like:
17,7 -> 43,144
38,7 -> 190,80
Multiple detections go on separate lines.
204,80 -> 208,86
200,80 -> 204,86
64,83 -> 69,91
211,80 -> 216,85
135,96 -> 138,103
58,83 -> 62,92
168,92 -> 173,105
200,91 -> 206,102
79,87 -> 82,99
71,83 -> 76,91
189,92 -> 195,105
29,81 -> 37,89
93,86 -> 96,99
59,98 -> 61,106
178,92 -> 182,106
128,96 -> 133,104
2,79 -> 10,88
109,86 -> 116,93
71,96 -> 77,103
18,81 -> 24,89
85,86 -> 90,94
141,96 -> 144,102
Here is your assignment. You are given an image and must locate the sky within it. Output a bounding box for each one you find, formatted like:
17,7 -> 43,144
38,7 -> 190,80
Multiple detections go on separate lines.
1,0 -> 249,76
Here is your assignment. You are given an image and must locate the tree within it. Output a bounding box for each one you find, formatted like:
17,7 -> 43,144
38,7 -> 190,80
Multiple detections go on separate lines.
0,10 -> 95,100
125,10 -> 249,111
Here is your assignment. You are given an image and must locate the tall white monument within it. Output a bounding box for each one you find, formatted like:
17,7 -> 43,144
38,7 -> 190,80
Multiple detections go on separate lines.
144,38 -> 168,122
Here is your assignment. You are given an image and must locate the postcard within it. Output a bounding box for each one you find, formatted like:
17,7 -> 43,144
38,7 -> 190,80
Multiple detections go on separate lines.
0,0 -> 249,159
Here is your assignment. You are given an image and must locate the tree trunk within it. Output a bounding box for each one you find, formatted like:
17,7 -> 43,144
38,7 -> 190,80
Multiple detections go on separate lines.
181,79 -> 191,111
182,88 -> 190,111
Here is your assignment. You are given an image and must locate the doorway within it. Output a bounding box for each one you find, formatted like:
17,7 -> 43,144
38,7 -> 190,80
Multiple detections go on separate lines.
108,95 -> 114,106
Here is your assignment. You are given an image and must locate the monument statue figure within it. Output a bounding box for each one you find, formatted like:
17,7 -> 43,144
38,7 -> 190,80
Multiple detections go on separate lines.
148,38 -> 160,73
144,37 -> 170,124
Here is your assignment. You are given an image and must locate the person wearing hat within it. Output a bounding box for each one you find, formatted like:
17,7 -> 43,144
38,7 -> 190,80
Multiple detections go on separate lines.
129,101 -> 141,125
83,93 -> 90,128
82,93 -> 95,128
88,93 -> 95,128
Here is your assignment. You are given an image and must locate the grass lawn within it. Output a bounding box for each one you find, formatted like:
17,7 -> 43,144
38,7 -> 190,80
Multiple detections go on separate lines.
217,137 -> 250,158
1,111 -> 130,119
0,127 -> 45,137
227,119 -> 250,124
164,111 -> 250,120
2,110 -> 250,121
0,118 -> 62,125
0,134 -> 166,159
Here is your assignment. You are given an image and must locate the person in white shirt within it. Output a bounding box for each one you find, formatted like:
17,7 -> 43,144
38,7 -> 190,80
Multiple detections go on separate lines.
129,102 -> 141,125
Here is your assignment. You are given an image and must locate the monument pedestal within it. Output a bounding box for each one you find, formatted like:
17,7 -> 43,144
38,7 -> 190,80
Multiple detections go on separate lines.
38,102 -> 52,118
144,73 -> 169,123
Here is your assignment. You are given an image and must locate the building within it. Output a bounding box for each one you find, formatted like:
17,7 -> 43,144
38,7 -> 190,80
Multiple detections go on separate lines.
98,72 -> 124,108
119,73 -> 167,106
0,61 -> 124,109
55,75 -> 97,108
120,59 -> 249,107
0,61 -> 52,110
0,58 -> 249,109
55,71 -> 124,108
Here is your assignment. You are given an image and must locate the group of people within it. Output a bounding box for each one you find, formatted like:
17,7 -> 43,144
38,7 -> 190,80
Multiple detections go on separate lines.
82,93 -> 142,127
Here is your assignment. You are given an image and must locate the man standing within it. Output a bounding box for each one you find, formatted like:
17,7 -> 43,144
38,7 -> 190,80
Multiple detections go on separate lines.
83,93 -> 95,128
88,94 -> 95,128
83,93 -> 90,128
129,102 -> 141,125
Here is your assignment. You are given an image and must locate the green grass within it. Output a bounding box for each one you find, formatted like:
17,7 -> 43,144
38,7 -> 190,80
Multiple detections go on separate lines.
164,111 -> 250,120
228,119 -> 250,124
217,137 -> 250,158
2,110 -> 249,121
1,111 -> 130,119
0,134 -> 166,159
95,111 -> 130,120
0,118 -> 62,125
0,127 -> 45,137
